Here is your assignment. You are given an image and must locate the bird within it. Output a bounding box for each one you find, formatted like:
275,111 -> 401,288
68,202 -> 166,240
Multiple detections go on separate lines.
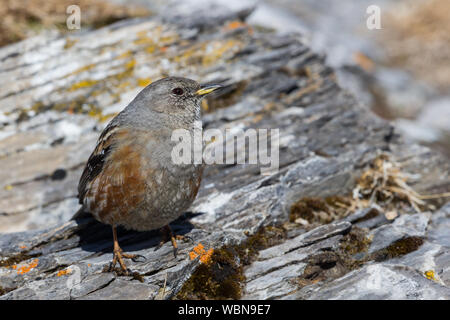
73,77 -> 221,274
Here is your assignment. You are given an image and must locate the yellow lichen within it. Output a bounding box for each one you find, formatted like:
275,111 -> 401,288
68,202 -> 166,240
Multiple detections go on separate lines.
117,81 -> 131,89
424,270 -> 437,281
137,78 -> 151,87
202,39 -> 240,66
69,79 -> 98,91
145,46 -> 156,54
70,63 -> 96,76
124,58 -> 136,70
64,38 -> 78,49
201,99 -> 209,112
117,50 -> 132,59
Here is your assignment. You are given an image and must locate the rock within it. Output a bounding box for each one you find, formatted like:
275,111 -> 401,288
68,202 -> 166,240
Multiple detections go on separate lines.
258,222 -> 351,260
77,278 -> 158,300
289,263 -> 450,300
243,235 -> 342,299
0,2 -> 449,300
428,203 -> 450,247
368,212 -> 430,254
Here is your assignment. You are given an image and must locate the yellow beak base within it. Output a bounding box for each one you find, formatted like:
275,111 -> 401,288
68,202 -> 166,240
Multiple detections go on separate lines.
195,84 -> 222,96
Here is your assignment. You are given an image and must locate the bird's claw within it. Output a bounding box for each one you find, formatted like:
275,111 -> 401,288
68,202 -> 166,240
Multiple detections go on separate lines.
131,254 -> 146,262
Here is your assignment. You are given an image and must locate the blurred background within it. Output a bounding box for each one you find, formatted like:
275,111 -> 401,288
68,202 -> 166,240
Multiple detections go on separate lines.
2,0 -> 448,153
0,0 -> 448,232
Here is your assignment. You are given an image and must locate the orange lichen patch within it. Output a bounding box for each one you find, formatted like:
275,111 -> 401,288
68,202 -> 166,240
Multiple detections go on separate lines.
189,251 -> 198,260
199,248 -> 214,265
57,268 -> 72,277
225,20 -> 247,31
137,78 -> 151,87
19,245 -> 27,249
189,243 -> 214,264
353,52 -> 375,72
193,243 -> 204,255
16,259 -> 39,275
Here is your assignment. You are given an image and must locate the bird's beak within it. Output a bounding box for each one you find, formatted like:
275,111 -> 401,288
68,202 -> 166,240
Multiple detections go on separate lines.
195,84 -> 222,96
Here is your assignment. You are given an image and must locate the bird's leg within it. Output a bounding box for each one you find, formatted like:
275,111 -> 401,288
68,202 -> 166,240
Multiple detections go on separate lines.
155,225 -> 192,257
108,226 -> 145,275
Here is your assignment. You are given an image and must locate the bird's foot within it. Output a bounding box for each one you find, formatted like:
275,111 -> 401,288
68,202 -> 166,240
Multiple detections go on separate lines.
154,225 -> 193,258
108,249 -> 146,275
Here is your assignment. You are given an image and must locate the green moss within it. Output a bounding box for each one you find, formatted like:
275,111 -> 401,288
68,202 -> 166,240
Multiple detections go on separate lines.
176,246 -> 244,300
339,226 -> 372,256
370,236 -> 424,262
296,227 -> 374,289
15,109 -> 31,123
289,197 -> 327,223
289,196 -> 357,225
0,286 -> 14,296
0,252 -> 39,268
297,233 -> 424,289
175,226 -> 286,300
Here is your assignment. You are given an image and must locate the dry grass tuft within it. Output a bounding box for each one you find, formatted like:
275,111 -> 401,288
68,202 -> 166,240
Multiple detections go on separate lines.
351,154 -> 427,213
382,0 -> 450,90
290,153 -> 450,226
0,0 -> 150,47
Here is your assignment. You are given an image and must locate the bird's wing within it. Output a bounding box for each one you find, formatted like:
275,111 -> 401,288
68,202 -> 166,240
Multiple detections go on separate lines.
77,123 -> 120,205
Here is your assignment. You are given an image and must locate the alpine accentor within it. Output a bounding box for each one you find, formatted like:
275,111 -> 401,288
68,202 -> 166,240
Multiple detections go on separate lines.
74,77 -> 221,273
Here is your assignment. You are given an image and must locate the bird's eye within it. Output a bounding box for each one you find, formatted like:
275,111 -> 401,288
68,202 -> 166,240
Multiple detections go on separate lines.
172,87 -> 184,95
